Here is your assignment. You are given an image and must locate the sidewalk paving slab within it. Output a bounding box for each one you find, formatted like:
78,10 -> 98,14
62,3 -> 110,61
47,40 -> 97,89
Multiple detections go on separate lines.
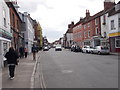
2,52 -> 40,89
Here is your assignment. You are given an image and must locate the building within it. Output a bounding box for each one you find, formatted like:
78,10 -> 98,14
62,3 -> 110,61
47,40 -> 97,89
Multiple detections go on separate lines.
0,0 -> 12,67
73,10 -> 103,48
73,0 -> 116,48
108,1 -> 120,52
100,0 -> 115,47
65,22 -> 74,48
6,1 -> 22,52
19,12 -> 35,53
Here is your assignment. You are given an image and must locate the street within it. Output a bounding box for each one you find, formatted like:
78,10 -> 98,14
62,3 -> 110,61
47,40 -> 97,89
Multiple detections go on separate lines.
35,48 -> 118,88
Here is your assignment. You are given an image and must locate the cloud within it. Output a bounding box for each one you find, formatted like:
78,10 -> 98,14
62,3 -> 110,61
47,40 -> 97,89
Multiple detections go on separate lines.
18,0 -> 119,42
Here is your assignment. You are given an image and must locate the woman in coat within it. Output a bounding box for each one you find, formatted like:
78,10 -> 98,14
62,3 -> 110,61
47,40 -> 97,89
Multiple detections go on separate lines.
5,47 -> 19,80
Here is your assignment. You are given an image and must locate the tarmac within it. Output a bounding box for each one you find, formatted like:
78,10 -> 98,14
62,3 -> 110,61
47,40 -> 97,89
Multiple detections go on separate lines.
2,51 -> 40,89
1,50 -> 119,89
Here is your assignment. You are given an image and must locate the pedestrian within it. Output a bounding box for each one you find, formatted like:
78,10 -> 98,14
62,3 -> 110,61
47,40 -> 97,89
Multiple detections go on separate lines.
5,47 -> 19,80
19,46 -> 24,58
32,45 -> 37,60
24,48 -> 28,58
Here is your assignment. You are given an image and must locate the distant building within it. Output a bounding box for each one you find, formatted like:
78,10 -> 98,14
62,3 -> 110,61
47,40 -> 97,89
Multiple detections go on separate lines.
19,12 -> 35,53
65,22 -> 74,48
72,0 -> 116,48
33,21 -> 43,49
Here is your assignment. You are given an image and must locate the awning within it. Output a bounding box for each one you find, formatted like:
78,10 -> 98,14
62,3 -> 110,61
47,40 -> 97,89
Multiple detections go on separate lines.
0,37 -> 11,42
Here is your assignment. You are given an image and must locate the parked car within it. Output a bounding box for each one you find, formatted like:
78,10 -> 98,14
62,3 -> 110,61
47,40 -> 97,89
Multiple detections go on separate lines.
71,45 -> 82,52
82,46 -> 93,53
43,46 -> 49,51
55,45 -> 62,51
91,46 -> 110,55
71,45 -> 76,51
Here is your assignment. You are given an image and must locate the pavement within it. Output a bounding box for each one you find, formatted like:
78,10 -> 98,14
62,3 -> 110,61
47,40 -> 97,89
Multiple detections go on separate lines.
2,51 -> 40,89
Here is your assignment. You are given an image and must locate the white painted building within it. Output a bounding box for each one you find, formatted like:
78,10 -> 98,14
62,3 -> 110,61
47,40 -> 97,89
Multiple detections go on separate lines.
19,12 -> 35,53
0,0 -> 12,68
108,1 -> 120,52
100,13 -> 110,46
66,33 -> 73,48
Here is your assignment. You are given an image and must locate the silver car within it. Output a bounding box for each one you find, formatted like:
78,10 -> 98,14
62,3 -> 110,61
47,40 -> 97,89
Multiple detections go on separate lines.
91,46 -> 110,55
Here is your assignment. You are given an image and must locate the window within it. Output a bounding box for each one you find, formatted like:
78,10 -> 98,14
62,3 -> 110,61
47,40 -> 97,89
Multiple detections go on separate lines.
84,25 -> 86,29
115,37 -> 120,48
84,32 -> 86,38
96,27 -> 99,35
103,15 -> 106,25
95,19 -> 98,25
3,9 -> 6,27
104,32 -> 107,38
4,18 -> 6,27
111,20 -> 115,30
17,20 -> 19,29
88,23 -> 90,27
13,14 -> 15,27
119,18 -> 120,28
88,31 -> 90,37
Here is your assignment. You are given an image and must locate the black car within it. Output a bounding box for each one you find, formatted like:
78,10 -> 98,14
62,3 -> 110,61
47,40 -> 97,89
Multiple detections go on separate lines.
71,45 -> 82,52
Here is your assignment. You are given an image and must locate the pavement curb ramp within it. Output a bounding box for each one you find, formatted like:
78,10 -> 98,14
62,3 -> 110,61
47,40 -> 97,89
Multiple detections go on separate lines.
30,52 -> 40,89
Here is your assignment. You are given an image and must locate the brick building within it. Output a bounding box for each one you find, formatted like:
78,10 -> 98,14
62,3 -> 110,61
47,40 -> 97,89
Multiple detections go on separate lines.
6,2 -> 22,51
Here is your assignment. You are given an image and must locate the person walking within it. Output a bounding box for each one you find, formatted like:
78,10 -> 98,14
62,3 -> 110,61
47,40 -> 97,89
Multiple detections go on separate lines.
5,47 -> 19,80
24,48 -> 28,58
19,46 -> 24,58
32,45 -> 37,60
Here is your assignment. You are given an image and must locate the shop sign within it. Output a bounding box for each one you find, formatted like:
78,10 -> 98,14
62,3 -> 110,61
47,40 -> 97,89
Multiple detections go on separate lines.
0,28 -> 12,40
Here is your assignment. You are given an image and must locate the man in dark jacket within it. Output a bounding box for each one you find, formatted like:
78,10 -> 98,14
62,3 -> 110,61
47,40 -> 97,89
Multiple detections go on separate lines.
5,47 -> 19,80
32,45 -> 37,60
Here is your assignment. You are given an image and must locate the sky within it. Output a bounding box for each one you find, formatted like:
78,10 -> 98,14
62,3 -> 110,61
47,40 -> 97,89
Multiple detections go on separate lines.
17,0 -> 119,43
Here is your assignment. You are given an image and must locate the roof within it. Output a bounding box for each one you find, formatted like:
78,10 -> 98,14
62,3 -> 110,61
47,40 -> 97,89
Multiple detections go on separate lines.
6,2 -> 22,22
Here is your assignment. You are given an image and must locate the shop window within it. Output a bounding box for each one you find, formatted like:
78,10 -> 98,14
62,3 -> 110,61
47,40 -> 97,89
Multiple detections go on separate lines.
115,37 -> 120,48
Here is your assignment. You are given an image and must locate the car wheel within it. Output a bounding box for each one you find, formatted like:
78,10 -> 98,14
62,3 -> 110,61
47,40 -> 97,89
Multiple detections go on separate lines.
86,50 -> 88,53
98,51 -> 101,55
91,51 -> 93,54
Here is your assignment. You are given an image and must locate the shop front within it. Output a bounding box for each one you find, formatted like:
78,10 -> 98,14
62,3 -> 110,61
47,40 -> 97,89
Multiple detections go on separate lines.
109,32 -> 120,52
0,29 -> 12,68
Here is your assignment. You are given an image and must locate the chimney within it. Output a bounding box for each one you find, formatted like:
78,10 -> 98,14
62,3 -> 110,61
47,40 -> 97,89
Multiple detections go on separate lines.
104,0 -> 115,10
115,1 -> 120,11
71,21 -> 74,26
86,9 -> 90,18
